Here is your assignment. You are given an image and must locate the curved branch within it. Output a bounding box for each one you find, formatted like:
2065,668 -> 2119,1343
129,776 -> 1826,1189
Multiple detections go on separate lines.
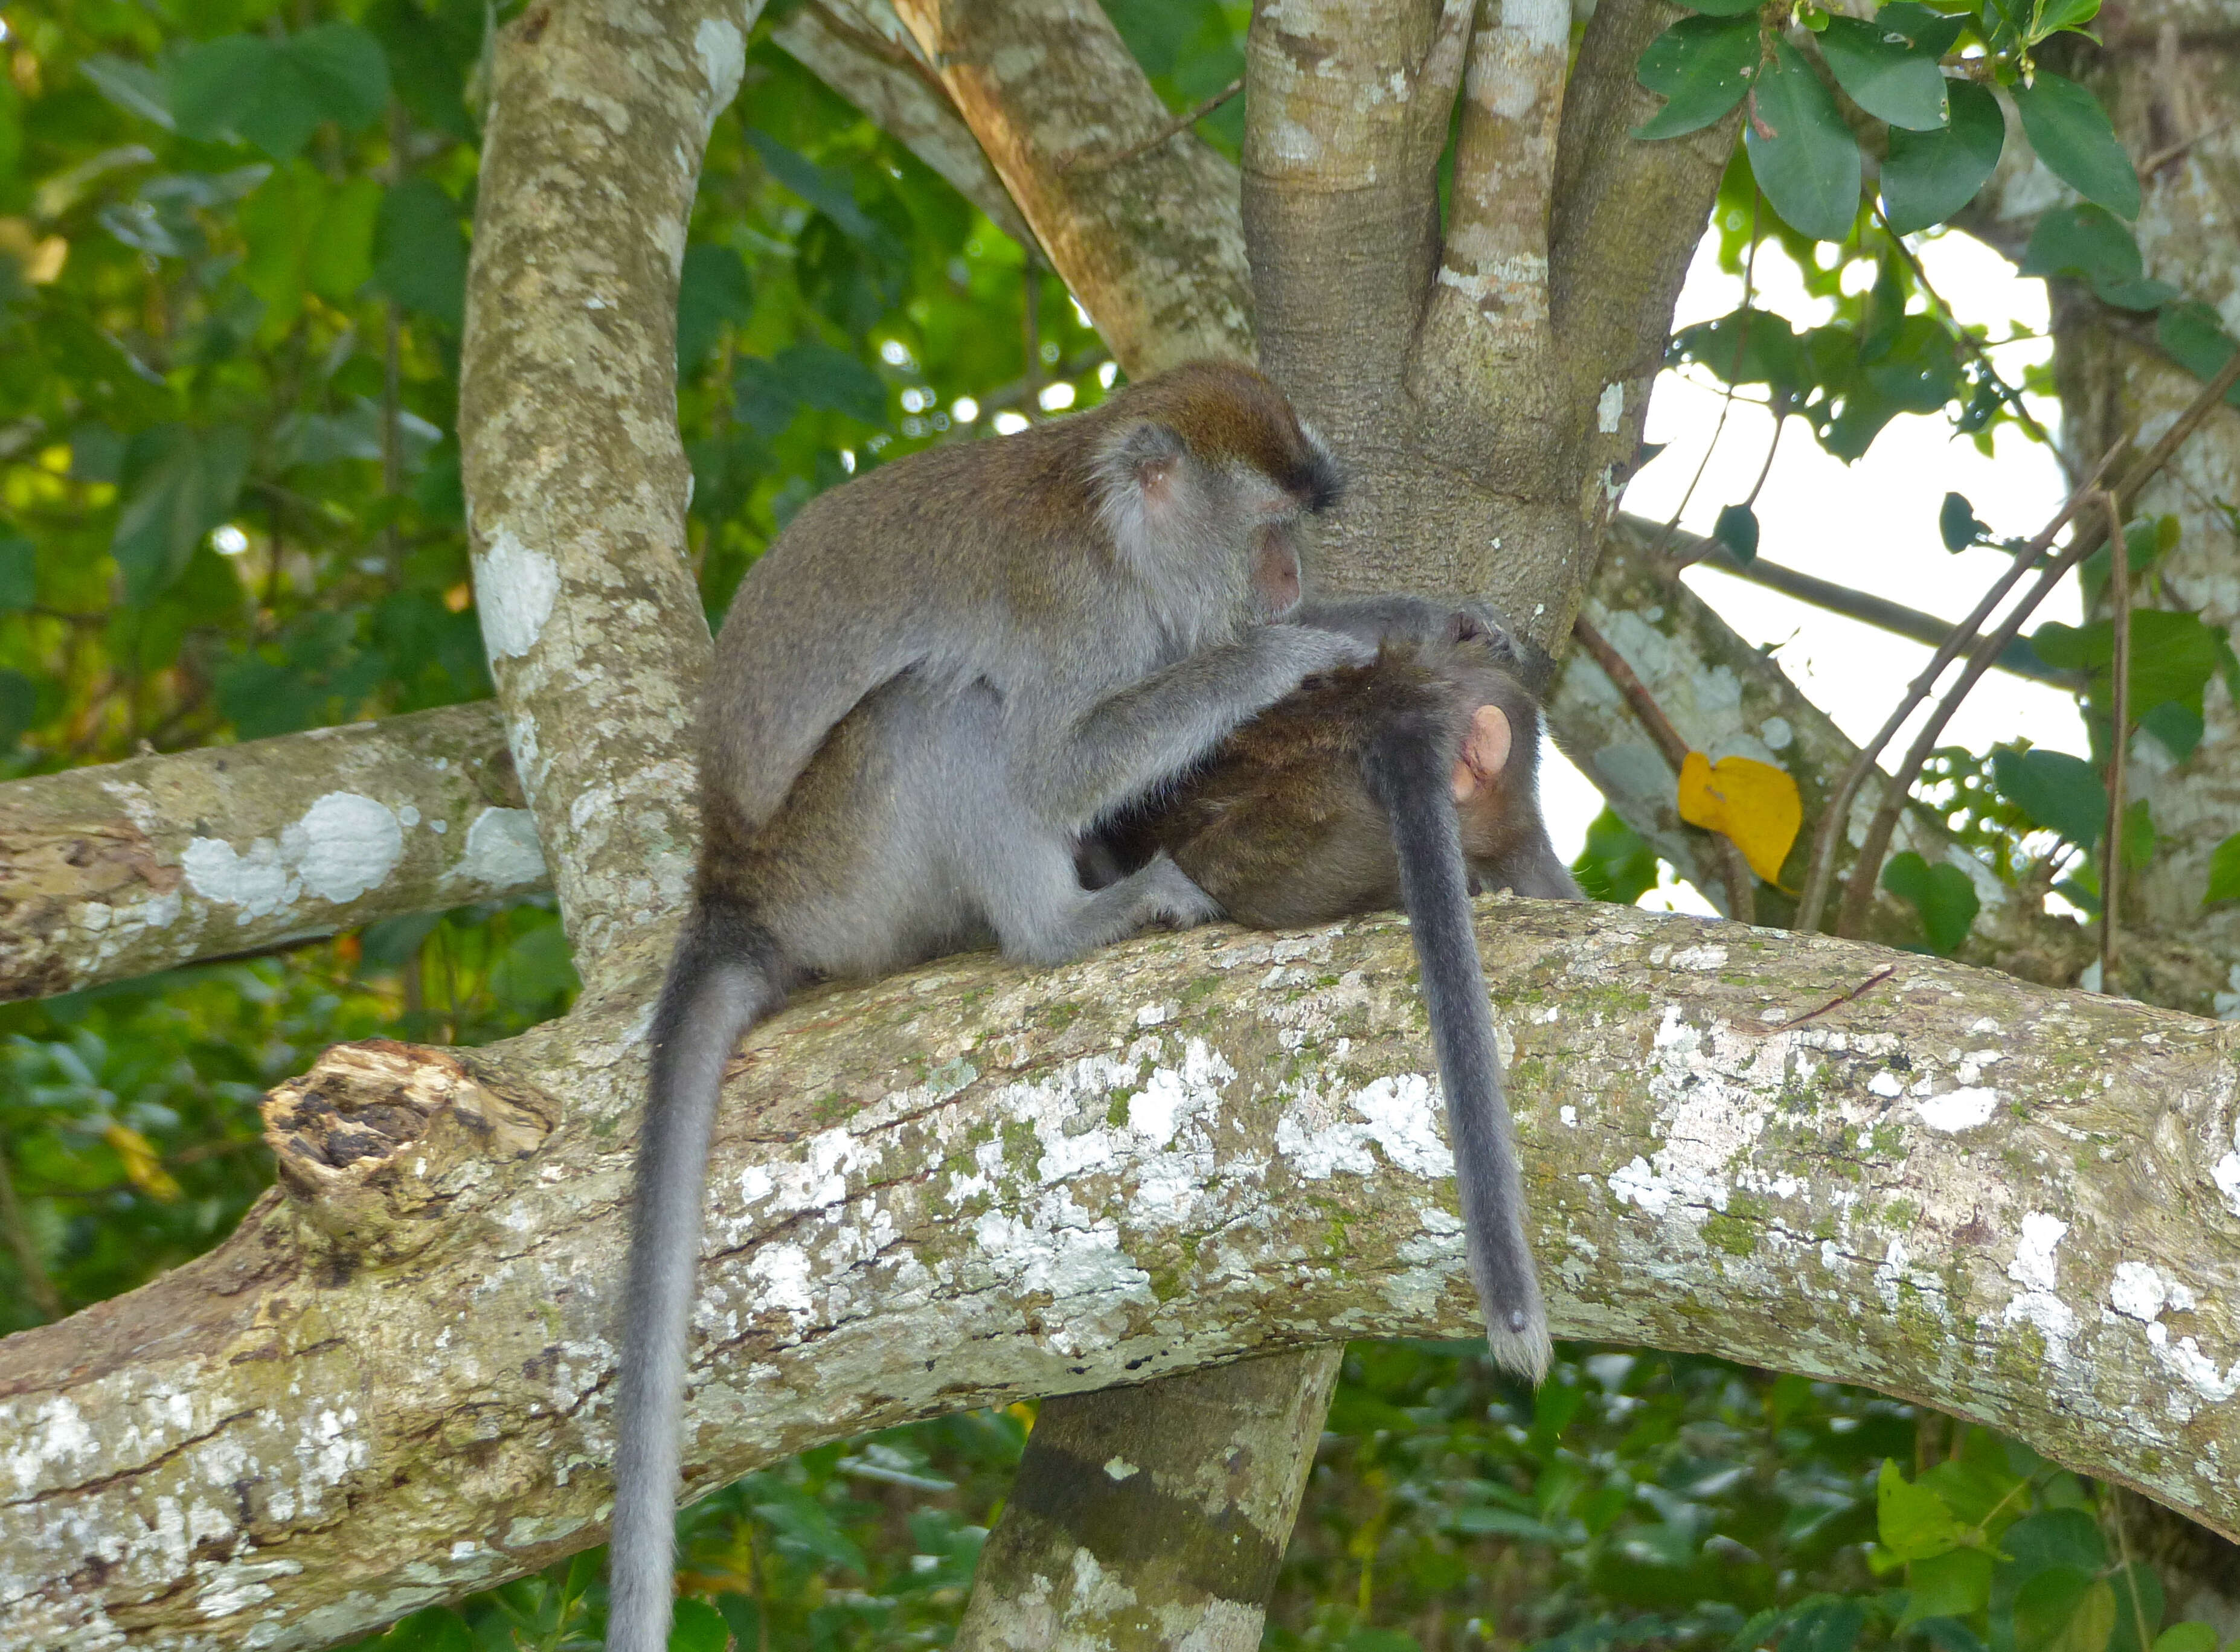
769,0 -> 1045,255
0,703 -> 545,1003
888,0 -> 1253,373
4,906 -> 2236,1647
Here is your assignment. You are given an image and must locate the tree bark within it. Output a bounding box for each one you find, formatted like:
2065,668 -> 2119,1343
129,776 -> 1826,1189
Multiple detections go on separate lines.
952,1350 -> 1344,1652
5,903 -> 2237,1650
458,0 -> 761,990
0,703 -> 542,1004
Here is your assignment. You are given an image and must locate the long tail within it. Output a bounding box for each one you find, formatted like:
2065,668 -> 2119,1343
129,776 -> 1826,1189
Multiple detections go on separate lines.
609,900 -> 786,1652
1362,708 -> 1552,1384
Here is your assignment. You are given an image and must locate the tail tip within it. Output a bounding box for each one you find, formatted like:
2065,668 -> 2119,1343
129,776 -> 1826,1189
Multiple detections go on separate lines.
1486,1305 -> 1553,1387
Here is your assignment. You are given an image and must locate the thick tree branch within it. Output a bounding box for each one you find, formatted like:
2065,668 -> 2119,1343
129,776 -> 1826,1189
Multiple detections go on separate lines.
0,703 -> 545,1004
888,0 -> 1253,374
768,0 -> 1044,255
5,905 -> 2237,1648
458,0 -> 760,988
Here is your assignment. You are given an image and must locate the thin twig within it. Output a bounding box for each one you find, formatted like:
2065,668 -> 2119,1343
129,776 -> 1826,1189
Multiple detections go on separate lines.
0,1137 -> 61,1322
1792,435 -> 2128,932
1877,204 -> 2055,451
1572,615 -> 1757,921
2099,489 -> 2131,995
1055,77 -> 1243,174
2142,118 -> 2233,177
1655,194 -> 1762,562
1742,411 -> 1784,511
1831,344 -> 2240,936
1771,964 -> 1897,1029
1678,539 -> 2087,688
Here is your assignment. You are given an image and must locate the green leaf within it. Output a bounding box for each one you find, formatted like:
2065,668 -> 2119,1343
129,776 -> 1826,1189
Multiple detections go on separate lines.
2152,1628 -> 2220,1652
2107,1563 -> 2168,1652
769,342 -> 888,425
1818,16 -> 1949,129
2003,1509 -> 2111,1579
2020,204 -> 2170,309
1991,745 -> 2107,845
1904,1548 -> 1997,1625
111,424 -> 253,604
373,178 -> 468,329
1670,307 -> 1809,400
667,1596 -> 730,1652
1917,1619 -> 1994,1652
1882,851 -> 1982,955
1634,16 -> 1763,139
2139,701 -> 2203,763
80,54 -> 176,129
676,243 -> 754,368
1940,490 -> 1990,549
1572,807 -> 1660,904
168,36 -> 281,144
746,130 -> 905,259
284,24 -> 391,132
2156,304 -> 2240,406
2017,1572 -> 2116,1652
1788,1599 -> 1869,1652
1875,4 -> 1969,56
0,533 -> 33,610
1884,82 -> 2006,232
167,26 -> 388,161
374,1607 -> 475,1652
0,671 -> 36,746
1878,1460 -> 1965,1561
716,1593 -> 764,1650
2204,833 -> 2240,904
2032,0 -> 2100,36
1714,502 -> 1760,561
1687,0 -> 1764,17
1744,39 -> 1863,242
2014,72 -> 2140,218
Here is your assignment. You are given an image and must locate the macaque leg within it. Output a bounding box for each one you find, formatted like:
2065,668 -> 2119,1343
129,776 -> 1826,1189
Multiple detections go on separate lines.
978,840 -> 1219,968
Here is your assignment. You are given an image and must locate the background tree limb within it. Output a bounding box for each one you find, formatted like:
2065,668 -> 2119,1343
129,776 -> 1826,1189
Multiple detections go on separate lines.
0,703 -> 542,1004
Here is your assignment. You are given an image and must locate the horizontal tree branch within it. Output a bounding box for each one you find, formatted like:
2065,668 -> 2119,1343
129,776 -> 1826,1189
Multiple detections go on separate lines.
3,903 -> 2236,1647
1678,534 -> 2089,690
0,703 -> 548,1004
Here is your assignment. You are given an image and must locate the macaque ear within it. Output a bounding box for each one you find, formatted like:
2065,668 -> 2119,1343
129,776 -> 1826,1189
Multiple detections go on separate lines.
1103,420 -> 1189,511
1452,704 -> 1513,802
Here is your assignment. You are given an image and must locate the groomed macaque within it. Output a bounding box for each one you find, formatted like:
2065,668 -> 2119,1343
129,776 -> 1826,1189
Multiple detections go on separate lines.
1094,609 -> 1578,1381
608,360 -> 1369,1652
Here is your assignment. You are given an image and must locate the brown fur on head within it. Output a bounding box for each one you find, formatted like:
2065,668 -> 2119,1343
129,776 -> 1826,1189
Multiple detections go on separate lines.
1097,635 -> 1558,930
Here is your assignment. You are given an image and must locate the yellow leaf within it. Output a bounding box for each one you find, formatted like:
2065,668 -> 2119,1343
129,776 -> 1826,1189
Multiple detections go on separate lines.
104,1122 -> 182,1202
1677,751 -> 1802,884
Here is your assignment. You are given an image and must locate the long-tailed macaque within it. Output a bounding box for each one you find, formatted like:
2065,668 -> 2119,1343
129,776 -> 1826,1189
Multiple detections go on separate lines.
609,360 -> 1367,1652
1094,607 -> 1578,1381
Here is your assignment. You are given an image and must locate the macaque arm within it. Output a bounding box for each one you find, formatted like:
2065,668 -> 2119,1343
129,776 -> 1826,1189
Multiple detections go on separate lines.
1023,624 -> 1372,827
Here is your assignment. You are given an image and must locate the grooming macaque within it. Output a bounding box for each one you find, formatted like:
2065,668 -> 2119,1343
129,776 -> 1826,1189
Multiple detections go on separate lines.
1095,610 -> 1578,1381
609,360 -> 1367,1652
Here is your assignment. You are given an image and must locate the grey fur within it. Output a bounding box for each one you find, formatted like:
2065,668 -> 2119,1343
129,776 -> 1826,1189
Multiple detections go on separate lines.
608,361 -> 1360,1652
